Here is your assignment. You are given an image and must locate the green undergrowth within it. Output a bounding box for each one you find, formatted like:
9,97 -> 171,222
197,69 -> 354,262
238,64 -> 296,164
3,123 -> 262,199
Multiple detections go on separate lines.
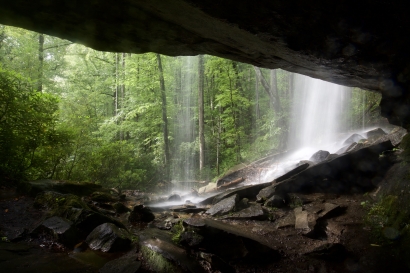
171,221 -> 184,244
363,193 -> 410,268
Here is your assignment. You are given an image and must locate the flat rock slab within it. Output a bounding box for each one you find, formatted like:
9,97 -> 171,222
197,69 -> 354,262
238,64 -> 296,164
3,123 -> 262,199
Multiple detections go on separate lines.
222,204 -> 266,220
275,212 -> 296,229
86,223 -> 131,252
206,194 -> 238,216
139,228 -> 205,273
294,208 -> 309,230
199,218 -> 280,262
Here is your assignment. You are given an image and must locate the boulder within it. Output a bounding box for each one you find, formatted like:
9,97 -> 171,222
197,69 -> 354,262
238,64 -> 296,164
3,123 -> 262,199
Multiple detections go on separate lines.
32,216 -> 80,247
168,194 -> 181,202
86,223 -> 131,252
309,150 -> 330,163
34,191 -> 126,235
113,202 -> 131,214
335,142 -> 357,154
206,194 -> 238,216
128,205 -> 155,223
139,228 -> 206,273
256,185 -> 277,203
343,133 -> 365,145
198,182 -> 217,194
182,218 -> 280,262
274,140 -> 394,194
366,128 -> 387,140
99,256 -> 141,273
264,195 -> 285,208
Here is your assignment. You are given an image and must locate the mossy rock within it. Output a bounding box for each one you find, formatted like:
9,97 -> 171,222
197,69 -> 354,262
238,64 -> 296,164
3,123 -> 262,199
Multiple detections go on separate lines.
90,191 -> 119,203
34,191 -> 126,235
20,179 -> 103,197
112,202 -> 131,214
141,245 -> 182,273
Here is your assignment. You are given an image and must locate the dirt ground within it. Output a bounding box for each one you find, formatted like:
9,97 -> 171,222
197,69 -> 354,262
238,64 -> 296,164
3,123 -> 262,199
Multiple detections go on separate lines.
1,183 -> 410,273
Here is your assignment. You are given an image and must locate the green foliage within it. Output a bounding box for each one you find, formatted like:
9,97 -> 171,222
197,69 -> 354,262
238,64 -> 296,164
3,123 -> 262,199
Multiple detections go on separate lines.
364,195 -> 409,245
0,67 -> 59,179
171,221 -> 184,244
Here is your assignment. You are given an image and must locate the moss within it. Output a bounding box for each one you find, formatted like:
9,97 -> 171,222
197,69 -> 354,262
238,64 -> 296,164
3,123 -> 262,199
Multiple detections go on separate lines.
171,221 -> 184,244
141,245 -> 181,273
364,195 -> 409,245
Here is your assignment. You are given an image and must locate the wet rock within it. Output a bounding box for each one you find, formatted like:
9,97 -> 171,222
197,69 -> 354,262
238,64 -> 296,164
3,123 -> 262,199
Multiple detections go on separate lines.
206,194 -> 238,216
326,154 -> 339,161
264,195 -> 285,208
86,223 -> 131,252
113,202 -> 131,214
305,243 -> 347,262
199,252 -> 235,273
90,191 -> 119,203
366,128 -> 387,141
256,185 -> 277,203
274,140 -> 394,194
222,204 -> 266,220
99,256 -> 141,273
168,194 -> 181,202
128,205 -> 155,223
336,142 -> 357,154
309,150 -> 330,163
343,133 -> 365,145
32,216 -> 80,247
209,182 -> 272,205
275,163 -> 310,183
139,228 -> 206,273
198,182 -> 217,194
183,218 -> 206,228
296,160 -> 315,167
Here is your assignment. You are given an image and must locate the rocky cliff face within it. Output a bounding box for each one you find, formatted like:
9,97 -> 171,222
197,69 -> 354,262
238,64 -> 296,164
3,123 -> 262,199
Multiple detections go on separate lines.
1,0 -> 409,127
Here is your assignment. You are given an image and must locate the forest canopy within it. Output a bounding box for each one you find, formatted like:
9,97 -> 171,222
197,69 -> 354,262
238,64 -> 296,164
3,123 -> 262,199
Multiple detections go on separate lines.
0,25 -> 383,191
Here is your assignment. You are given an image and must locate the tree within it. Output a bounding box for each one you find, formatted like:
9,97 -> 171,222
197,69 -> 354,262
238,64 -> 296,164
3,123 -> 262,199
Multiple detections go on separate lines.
156,53 -> 170,180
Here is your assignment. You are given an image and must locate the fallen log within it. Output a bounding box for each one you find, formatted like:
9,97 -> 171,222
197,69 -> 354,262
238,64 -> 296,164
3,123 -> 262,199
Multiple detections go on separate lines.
218,177 -> 245,189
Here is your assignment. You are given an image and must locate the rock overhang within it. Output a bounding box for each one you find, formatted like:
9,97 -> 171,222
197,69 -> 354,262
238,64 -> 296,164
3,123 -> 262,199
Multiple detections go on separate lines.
1,0 -> 409,128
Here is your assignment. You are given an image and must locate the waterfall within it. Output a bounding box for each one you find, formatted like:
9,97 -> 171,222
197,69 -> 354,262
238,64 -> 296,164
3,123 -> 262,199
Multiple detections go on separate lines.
288,74 -> 351,153
171,56 -> 197,190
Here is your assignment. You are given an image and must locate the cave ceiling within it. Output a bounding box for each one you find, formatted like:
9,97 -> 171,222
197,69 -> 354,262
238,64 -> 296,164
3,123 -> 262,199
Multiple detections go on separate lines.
0,0 -> 409,128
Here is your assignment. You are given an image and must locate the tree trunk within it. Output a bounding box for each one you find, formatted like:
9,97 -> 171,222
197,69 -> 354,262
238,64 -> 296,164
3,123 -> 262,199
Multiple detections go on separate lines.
156,54 -> 170,180
198,55 -> 205,172
38,34 -> 44,92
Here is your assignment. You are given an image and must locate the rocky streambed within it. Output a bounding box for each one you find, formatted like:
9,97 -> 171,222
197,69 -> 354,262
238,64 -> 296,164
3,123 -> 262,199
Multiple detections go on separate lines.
0,127 -> 409,272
